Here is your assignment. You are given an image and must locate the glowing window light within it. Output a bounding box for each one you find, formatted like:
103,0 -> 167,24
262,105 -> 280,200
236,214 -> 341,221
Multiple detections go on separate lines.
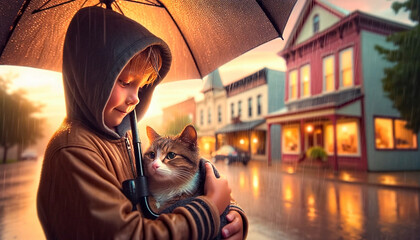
240,139 -> 245,144
306,125 -> 313,133
253,138 -> 258,143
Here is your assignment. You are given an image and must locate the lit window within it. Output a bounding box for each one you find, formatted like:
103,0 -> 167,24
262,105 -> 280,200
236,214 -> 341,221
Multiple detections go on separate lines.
323,55 -> 335,92
289,70 -> 298,100
340,48 -> 353,88
374,118 -> 418,150
395,120 -> 418,149
313,15 -> 320,33
300,64 -> 310,97
375,118 -> 394,149
282,125 -> 300,154
325,121 -> 360,155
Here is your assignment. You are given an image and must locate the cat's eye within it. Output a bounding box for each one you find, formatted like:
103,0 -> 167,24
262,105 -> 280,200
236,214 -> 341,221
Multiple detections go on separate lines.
148,152 -> 155,159
166,152 -> 176,160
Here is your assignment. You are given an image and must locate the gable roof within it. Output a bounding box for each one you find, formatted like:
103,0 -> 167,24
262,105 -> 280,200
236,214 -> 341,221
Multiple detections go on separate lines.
201,68 -> 224,93
280,0 -> 411,58
284,0 -> 348,50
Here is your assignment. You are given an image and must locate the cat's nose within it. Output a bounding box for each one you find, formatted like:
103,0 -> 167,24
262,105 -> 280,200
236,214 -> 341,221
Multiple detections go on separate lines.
152,162 -> 160,170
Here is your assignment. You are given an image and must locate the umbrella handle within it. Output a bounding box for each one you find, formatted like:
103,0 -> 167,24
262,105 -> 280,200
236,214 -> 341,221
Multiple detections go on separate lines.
121,110 -> 159,219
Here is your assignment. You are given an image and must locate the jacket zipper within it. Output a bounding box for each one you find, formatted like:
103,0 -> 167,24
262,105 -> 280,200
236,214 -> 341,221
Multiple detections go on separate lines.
125,137 -> 136,178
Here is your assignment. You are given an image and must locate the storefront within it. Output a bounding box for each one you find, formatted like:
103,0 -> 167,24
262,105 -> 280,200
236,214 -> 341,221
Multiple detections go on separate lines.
267,98 -> 368,170
215,119 -> 267,160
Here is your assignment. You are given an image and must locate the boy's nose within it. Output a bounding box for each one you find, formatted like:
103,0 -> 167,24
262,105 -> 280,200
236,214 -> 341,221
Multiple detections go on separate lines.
126,91 -> 140,106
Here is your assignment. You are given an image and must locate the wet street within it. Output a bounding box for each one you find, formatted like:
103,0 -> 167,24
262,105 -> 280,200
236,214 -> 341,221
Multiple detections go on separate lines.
1,160 -> 420,239
214,161 -> 420,240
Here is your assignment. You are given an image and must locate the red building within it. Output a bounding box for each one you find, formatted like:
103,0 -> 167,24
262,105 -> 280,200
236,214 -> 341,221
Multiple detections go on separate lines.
266,0 -> 419,171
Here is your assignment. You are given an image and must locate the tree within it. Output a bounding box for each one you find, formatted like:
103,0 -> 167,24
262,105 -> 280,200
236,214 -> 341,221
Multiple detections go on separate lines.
375,0 -> 420,132
0,75 -> 45,163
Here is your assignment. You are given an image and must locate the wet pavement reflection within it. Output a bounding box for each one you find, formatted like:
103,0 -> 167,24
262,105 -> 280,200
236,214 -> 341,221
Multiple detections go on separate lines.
0,159 -> 44,239
214,161 -> 420,240
1,159 -> 420,239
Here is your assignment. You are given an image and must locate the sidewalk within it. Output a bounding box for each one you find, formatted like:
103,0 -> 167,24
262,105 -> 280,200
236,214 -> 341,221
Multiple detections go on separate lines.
265,160 -> 420,190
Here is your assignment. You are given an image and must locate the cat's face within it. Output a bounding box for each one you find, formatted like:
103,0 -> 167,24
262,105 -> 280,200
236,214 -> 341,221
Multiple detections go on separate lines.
143,125 -> 200,189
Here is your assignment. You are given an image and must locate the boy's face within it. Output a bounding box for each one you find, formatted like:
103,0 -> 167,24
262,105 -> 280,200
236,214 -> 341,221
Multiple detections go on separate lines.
104,67 -> 150,129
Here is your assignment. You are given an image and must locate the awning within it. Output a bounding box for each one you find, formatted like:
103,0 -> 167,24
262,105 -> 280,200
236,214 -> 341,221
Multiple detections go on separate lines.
216,119 -> 266,134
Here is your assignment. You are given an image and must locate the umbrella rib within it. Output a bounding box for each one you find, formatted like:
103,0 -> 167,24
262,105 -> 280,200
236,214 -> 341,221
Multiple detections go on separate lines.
255,0 -> 284,40
0,0 -> 32,58
32,0 -> 76,14
156,0 -> 203,78
123,0 -> 163,7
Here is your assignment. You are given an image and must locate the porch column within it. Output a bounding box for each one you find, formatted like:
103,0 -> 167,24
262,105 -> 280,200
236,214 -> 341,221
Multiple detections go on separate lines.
300,119 -> 305,160
248,130 -> 251,159
215,133 -> 219,151
332,115 -> 338,171
267,123 -> 272,165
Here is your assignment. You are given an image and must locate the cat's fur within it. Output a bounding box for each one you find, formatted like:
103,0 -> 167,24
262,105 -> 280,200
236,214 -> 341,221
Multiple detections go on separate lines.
143,125 -> 228,239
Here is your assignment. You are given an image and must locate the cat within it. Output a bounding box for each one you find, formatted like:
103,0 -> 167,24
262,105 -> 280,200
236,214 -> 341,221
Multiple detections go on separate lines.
143,124 -> 228,239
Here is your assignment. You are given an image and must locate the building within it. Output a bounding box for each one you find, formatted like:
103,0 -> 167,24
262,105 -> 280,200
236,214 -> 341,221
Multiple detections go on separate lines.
162,96 -> 196,125
265,0 -> 420,171
216,68 -> 285,161
195,69 -> 227,157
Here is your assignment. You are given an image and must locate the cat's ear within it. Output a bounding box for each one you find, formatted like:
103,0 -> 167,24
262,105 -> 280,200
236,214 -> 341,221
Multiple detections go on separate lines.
146,126 -> 161,142
179,125 -> 197,146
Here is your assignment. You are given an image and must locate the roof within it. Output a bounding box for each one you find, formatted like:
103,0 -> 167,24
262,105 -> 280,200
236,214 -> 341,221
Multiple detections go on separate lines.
281,0 -> 411,55
266,88 -> 363,119
283,0 -> 348,50
201,69 -> 224,93
215,119 -> 266,134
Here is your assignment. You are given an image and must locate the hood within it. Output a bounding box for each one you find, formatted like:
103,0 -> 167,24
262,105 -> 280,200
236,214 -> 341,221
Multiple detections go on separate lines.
62,6 -> 171,139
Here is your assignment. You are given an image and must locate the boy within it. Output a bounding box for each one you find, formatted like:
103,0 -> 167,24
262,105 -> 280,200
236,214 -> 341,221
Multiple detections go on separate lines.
37,6 -> 247,240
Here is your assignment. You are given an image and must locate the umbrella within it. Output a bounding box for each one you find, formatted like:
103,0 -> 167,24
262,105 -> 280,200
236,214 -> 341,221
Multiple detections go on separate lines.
0,0 -> 297,82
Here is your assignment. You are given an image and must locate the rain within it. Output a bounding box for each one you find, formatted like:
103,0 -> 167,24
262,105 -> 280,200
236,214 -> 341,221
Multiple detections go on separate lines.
1,0 -> 420,239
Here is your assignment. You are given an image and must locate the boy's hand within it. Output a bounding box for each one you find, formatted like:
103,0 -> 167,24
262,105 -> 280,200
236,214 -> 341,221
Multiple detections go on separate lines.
222,211 -> 244,240
204,163 -> 231,215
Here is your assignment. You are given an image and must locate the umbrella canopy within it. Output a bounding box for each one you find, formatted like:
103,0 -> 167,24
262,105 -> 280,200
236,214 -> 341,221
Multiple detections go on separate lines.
0,0 -> 296,82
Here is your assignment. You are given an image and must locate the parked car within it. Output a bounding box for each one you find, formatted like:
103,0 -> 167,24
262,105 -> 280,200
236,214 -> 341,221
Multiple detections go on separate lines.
20,150 -> 38,161
212,145 -> 250,165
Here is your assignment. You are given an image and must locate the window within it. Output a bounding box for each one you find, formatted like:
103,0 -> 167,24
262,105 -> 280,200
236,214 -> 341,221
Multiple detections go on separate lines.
248,97 -> 252,117
340,47 -> 353,88
375,117 -> 418,150
200,109 -> 203,125
300,64 -> 310,97
313,14 -> 320,33
207,108 -> 211,124
323,55 -> 335,92
375,118 -> 394,149
395,120 -> 418,149
325,120 -> 360,156
231,103 -> 234,119
257,95 -> 262,115
282,125 -> 300,154
217,105 -> 222,123
238,101 -> 242,118
289,70 -> 298,100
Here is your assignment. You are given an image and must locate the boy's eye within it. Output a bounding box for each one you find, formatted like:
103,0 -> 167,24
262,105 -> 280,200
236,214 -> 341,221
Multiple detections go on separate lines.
118,79 -> 130,87
166,152 -> 176,160
148,152 -> 155,159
